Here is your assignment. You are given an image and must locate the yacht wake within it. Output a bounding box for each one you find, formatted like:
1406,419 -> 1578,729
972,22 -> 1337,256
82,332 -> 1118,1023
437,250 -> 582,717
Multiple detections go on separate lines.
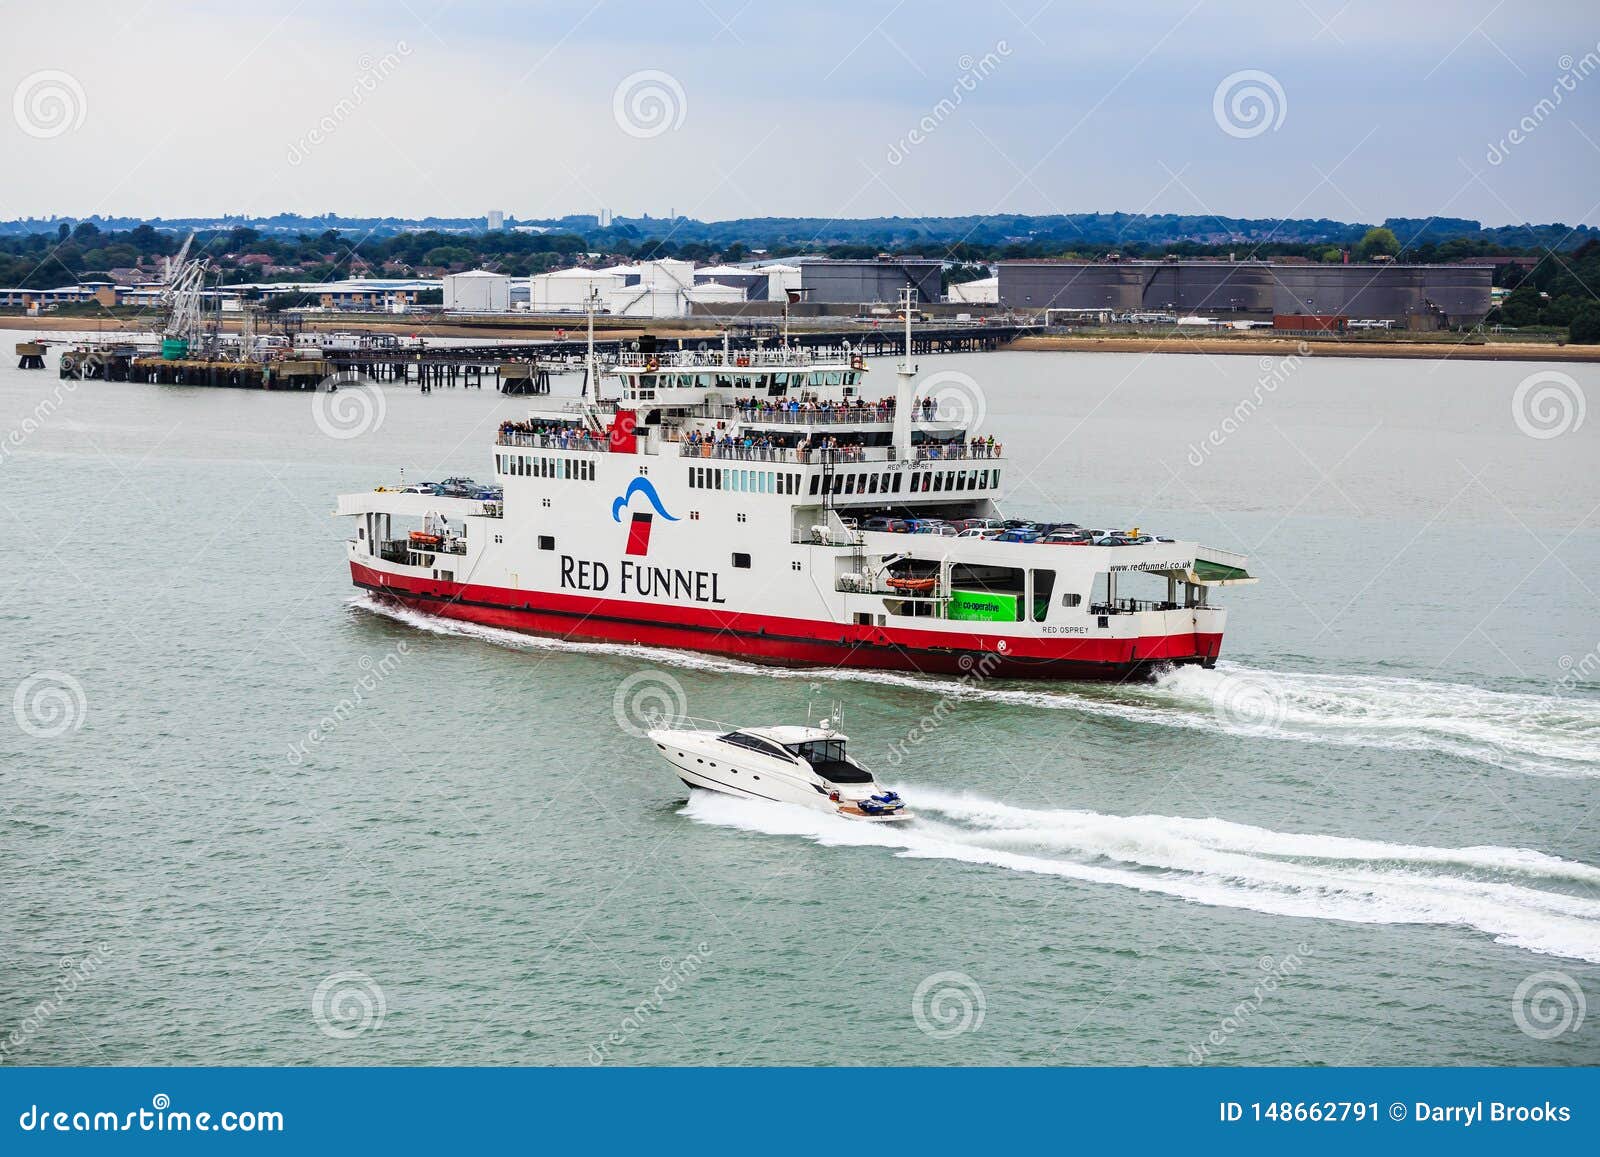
682,787 -> 1600,963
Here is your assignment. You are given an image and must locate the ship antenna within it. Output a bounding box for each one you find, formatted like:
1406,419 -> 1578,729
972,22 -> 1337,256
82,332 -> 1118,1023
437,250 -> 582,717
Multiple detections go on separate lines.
583,287 -> 597,398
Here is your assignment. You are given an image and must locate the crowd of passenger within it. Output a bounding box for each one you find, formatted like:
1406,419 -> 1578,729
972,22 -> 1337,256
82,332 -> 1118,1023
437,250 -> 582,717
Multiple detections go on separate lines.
920,436 -> 1001,460
498,419 -> 609,451
730,396 -> 964,424
733,395 -> 910,420
681,429 -> 871,462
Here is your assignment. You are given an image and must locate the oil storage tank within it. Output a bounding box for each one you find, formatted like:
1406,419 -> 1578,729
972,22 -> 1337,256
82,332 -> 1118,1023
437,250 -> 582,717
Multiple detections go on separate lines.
997,262 -> 1145,311
1142,261 -> 1274,314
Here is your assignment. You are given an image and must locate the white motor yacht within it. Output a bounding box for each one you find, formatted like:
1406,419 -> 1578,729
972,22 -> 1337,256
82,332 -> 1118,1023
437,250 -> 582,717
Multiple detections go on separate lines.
647,720 -> 909,821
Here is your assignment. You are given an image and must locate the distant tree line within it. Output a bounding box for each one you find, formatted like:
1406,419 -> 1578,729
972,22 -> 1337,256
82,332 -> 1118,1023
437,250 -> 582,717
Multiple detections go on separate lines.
3,215 -> 1597,341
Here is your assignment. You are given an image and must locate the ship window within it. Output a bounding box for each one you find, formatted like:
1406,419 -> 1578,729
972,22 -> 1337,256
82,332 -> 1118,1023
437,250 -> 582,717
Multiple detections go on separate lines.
1061,592 -> 1082,607
845,474 -> 857,494
825,371 -> 842,387
809,475 -> 820,495
538,535 -> 555,551
932,472 -> 943,492
892,473 -> 903,492
954,472 -> 966,491
867,473 -> 879,494
733,552 -> 751,568
1031,570 -> 1056,622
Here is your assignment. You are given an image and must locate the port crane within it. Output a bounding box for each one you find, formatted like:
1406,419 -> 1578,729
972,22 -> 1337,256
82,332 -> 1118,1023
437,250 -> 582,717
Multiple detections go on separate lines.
159,231 -> 212,358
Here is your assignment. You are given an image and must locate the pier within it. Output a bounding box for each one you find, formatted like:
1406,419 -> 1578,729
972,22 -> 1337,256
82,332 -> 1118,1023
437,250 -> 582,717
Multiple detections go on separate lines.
49,323 -> 1030,392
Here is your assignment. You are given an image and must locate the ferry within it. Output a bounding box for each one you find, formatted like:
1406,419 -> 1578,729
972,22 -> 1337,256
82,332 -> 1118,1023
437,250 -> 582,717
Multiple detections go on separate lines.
336,296 -> 1254,680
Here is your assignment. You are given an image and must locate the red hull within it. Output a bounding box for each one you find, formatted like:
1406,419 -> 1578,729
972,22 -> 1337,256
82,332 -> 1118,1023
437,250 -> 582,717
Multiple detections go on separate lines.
349,561 -> 1221,680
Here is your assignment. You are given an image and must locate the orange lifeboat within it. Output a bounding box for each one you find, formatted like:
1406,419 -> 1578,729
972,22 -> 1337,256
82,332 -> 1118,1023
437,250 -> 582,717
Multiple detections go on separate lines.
886,576 -> 936,593
408,531 -> 442,547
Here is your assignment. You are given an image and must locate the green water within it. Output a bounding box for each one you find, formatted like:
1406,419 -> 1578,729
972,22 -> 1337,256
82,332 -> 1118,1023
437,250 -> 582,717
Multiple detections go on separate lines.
2,346 -> 1597,1066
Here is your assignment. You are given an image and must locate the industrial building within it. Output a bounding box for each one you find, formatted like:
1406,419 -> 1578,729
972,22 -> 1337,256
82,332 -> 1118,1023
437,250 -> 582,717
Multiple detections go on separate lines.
947,275 -> 999,305
996,260 -> 1494,326
442,269 -> 511,312
526,260 -> 804,317
794,257 -> 942,307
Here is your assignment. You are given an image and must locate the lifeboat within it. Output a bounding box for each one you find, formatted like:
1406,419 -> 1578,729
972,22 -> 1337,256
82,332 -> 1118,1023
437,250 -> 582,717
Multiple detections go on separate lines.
408,531 -> 442,547
886,576 -> 937,593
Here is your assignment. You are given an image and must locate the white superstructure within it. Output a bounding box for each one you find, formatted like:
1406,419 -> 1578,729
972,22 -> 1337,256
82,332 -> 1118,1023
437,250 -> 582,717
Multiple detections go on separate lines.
337,304 -> 1253,679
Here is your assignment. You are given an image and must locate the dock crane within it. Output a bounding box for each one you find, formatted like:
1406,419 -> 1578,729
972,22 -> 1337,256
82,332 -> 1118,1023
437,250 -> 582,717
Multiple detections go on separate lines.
160,231 -> 211,359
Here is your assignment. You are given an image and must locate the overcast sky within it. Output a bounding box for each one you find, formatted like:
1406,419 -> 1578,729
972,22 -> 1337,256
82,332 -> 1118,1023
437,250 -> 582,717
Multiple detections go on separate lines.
3,0 -> 1597,227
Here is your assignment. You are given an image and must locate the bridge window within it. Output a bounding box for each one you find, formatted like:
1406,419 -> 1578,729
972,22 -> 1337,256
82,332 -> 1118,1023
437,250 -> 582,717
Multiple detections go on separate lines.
809,475 -> 820,495
538,536 -> 555,551
892,474 -> 903,493
1031,570 -> 1055,622
733,553 -> 751,569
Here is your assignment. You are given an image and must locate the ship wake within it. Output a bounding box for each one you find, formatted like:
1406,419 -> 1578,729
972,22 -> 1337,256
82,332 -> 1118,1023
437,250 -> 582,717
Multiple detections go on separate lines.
350,595 -> 1600,777
682,787 -> 1600,963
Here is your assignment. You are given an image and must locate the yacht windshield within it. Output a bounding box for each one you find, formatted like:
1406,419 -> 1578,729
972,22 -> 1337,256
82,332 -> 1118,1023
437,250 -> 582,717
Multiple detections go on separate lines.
784,739 -> 872,783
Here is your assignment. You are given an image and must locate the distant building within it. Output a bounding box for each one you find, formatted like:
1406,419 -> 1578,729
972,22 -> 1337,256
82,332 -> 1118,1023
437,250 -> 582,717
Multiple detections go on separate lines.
795,256 -> 942,306
442,270 -> 511,312
694,265 -> 770,301
996,259 -> 1493,326
486,210 -> 505,232
946,275 -> 998,305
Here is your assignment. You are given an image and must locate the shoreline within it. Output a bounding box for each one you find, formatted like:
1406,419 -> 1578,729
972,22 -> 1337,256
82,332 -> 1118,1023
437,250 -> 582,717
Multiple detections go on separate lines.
1006,334 -> 1597,361
0,314 -> 720,342
5,313 -> 1594,362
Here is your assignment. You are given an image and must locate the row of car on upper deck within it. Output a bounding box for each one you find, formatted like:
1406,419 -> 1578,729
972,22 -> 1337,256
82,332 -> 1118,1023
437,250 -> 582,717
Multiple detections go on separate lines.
851,515 -> 1175,546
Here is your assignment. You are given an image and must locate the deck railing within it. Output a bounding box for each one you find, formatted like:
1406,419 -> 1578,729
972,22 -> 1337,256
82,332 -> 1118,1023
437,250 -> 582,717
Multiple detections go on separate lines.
681,443 -> 888,464
617,347 -> 857,369
1091,598 -> 1181,615
677,441 -> 1003,464
497,429 -> 615,453
729,405 -> 962,426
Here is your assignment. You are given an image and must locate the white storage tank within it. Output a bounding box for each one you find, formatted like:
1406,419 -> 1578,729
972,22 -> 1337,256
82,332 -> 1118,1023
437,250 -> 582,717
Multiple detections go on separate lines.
530,266 -> 633,311
947,275 -> 998,304
442,270 -> 511,313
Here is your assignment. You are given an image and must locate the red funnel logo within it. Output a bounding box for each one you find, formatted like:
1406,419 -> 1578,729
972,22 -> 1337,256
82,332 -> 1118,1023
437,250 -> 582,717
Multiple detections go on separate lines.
625,512 -> 653,556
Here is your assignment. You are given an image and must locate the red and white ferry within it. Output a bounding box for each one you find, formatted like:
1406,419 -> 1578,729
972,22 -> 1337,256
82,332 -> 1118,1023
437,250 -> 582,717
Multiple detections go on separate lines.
338,307 -> 1253,680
